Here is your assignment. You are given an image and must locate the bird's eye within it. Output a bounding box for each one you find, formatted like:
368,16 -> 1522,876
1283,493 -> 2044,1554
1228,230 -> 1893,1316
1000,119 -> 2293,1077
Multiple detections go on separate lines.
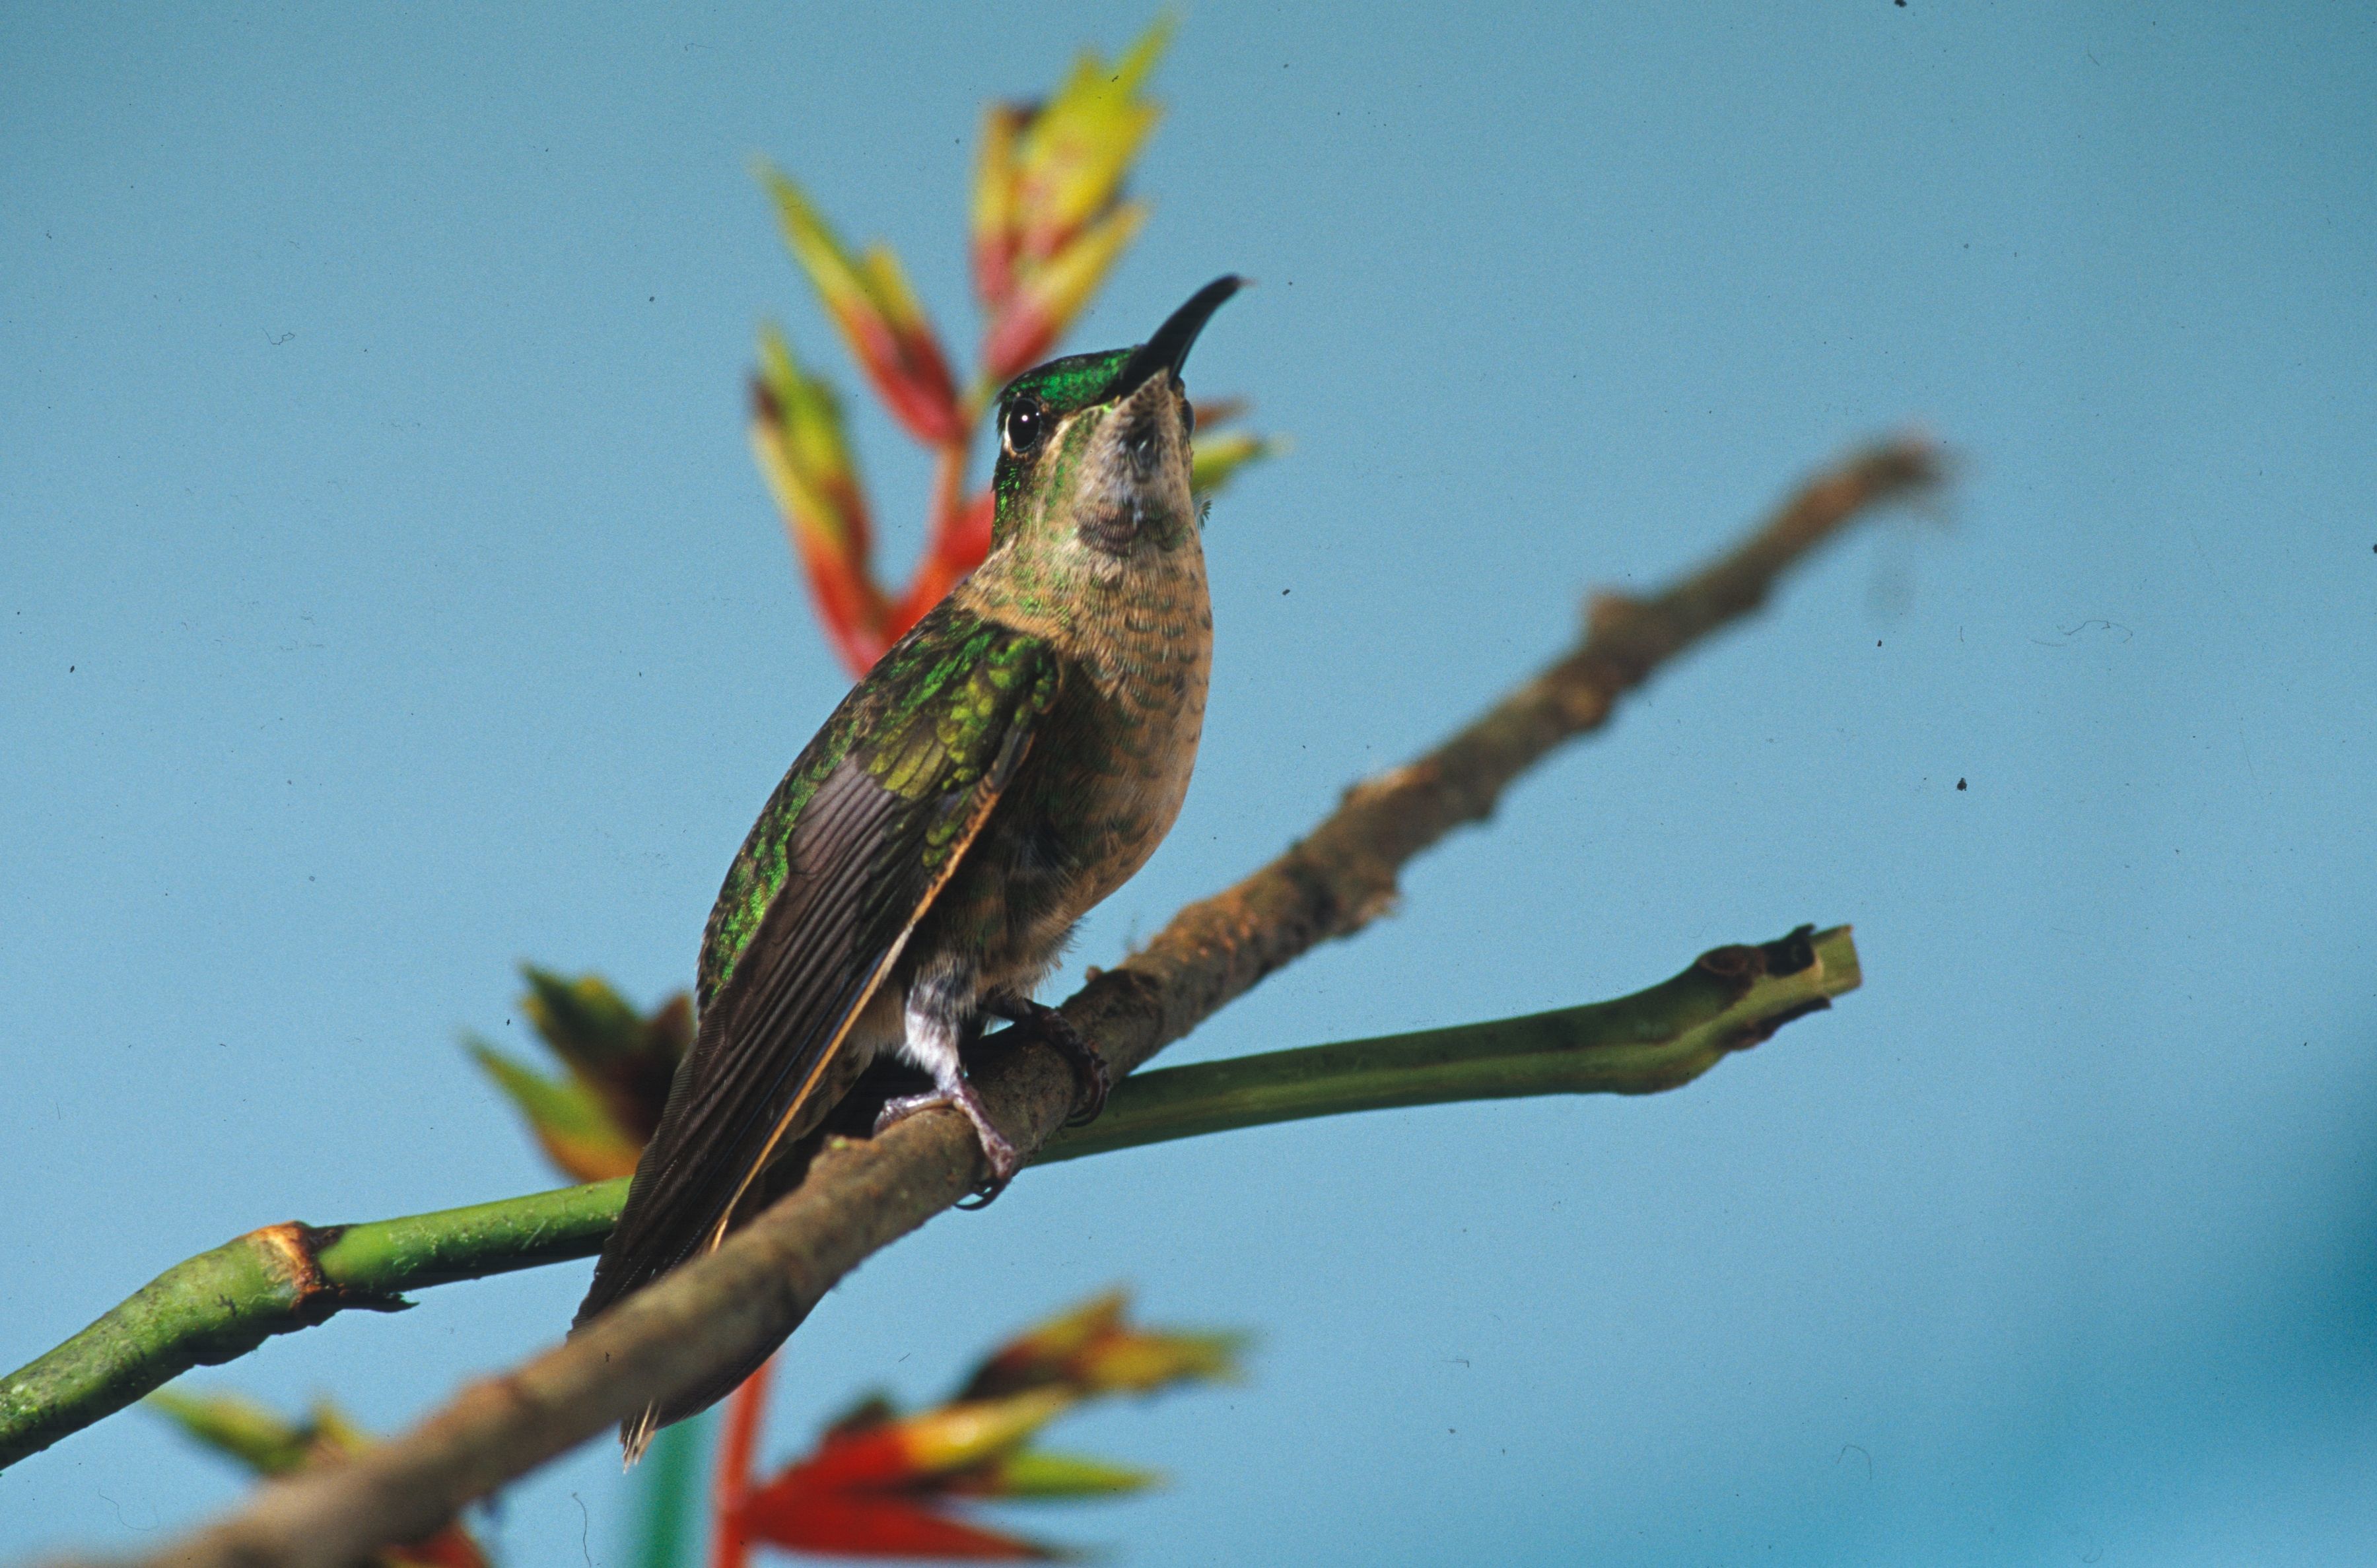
1000,397 -> 1047,458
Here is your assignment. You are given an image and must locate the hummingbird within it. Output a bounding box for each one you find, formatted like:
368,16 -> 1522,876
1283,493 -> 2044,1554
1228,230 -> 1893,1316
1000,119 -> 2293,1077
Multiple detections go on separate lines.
574,276 -> 1244,1455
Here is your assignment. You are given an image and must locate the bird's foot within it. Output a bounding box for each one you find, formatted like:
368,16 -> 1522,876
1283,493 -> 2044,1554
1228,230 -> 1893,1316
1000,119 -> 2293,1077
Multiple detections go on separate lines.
982,989 -> 1110,1128
874,1079 -> 1021,1208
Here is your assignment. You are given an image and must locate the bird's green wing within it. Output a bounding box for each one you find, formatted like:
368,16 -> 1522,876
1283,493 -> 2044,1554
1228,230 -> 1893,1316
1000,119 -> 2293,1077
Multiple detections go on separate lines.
575,607 -> 1060,1333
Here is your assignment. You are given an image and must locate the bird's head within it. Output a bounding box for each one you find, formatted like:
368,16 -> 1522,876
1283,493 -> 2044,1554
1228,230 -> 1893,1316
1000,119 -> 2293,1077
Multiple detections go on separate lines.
988,276 -> 1243,568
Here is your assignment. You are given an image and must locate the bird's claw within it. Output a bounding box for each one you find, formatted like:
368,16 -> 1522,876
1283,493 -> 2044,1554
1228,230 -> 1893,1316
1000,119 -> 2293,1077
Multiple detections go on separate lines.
874,1084 -> 1021,1207
983,990 -> 1111,1128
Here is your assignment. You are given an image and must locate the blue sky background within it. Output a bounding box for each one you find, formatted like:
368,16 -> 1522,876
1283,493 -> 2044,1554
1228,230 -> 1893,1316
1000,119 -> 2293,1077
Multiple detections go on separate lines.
5,4 -> 2373,1564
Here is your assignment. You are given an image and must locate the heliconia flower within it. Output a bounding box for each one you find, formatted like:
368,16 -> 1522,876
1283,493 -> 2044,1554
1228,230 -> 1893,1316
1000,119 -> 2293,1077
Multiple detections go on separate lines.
1189,428 -> 1280,502
380,1529 -> 493,1568
145,1388 -> 319,1476
938,1449 -> 1161,1500
969,102 -> 1030,312
736,1390 -> 1078,1560
785,1389 -> 1077,1493
749,17 -> 1276,679
979,199 -> 1148,386
146,1390 -> 491,1568
751,325 -> 893,669
950,489 -> 997,570
1063,1320 -> 1245,1397
958,1289 -> 1245,1402
1185,400 -> 1278,503
861,244 -> 964,430
758,162 -> 963,445
889,481 -> 998,636
1190,396 -> 1248,432
739,1483 -> 1061,1561
957,1291 -> 1126,1400
465,969 -> 692,1181
518,968 -> 688,1143
1010,20 -> 1170,263
466,1039 -> 644,1180
718,1291 -> 1239,1565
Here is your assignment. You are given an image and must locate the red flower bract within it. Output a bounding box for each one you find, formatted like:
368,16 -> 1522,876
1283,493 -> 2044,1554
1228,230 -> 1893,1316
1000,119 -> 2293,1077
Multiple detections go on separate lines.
746,19 -> 1274,676
711,1289 -> 1240,1563
740,1483 -> 1055,1561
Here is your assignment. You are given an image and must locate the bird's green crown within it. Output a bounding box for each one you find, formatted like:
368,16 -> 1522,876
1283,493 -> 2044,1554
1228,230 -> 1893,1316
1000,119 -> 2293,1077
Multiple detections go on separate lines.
987,350 -> 1132,542
1000,349 -> 1134,418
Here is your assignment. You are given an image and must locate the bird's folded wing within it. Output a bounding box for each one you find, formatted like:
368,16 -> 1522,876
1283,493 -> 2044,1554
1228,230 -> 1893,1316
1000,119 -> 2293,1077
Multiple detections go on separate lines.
574,618 -> 1059,1331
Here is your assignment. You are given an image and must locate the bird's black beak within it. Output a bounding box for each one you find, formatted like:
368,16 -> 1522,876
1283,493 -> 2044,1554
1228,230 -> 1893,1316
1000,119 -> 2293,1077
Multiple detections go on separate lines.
1107,275 -> 1244,401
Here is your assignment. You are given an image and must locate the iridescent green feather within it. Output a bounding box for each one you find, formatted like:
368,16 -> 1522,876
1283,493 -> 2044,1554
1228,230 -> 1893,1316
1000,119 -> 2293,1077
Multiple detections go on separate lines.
990,349 -> 1132,528
1006,349 -> 1132,414
697,607 -> 1058,1007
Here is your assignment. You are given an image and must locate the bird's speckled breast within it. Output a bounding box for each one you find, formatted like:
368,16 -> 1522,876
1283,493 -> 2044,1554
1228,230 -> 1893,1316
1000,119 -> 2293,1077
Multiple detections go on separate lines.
925,549 -> 1212,990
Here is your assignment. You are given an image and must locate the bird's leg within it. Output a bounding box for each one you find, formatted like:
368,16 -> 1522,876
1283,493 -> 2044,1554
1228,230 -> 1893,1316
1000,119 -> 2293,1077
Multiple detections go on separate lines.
876,974 -> 1021,1206
981,988 -> 1110,1128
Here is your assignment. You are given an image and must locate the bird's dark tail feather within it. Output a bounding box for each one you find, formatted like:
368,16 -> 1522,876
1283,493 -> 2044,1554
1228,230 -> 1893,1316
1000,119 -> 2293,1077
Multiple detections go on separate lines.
592,1118 -> 854,1464
618,1335 -> 786,1466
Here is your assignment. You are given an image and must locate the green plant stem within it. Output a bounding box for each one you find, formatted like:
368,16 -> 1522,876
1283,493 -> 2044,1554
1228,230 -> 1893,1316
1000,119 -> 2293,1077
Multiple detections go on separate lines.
310,1178 -> 631,1290
1045,924 -> 1857,1162
0,928 -> 1851,1474
0,1182 -> 623,1472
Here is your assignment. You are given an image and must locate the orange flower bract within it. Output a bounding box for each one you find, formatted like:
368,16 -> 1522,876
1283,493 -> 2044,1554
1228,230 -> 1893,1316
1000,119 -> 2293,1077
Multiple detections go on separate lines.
748,17 -> 1274,677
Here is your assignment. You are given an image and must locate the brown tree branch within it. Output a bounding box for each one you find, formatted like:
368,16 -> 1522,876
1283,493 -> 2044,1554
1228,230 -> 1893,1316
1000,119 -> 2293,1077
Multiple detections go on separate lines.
84,436 -> 1938,1568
